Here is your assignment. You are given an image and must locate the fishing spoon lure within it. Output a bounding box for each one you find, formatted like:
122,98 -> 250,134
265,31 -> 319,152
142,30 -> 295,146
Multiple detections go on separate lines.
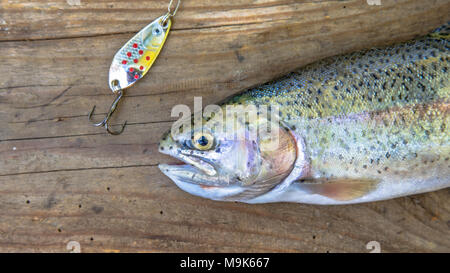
89,0 -> 181,135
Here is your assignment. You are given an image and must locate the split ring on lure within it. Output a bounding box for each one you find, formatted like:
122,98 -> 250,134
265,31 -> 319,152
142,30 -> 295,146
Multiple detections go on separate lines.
89,0 -> 181,135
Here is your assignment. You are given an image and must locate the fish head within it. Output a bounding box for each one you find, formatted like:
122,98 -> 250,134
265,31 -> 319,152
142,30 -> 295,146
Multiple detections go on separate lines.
158,106 -> 298,201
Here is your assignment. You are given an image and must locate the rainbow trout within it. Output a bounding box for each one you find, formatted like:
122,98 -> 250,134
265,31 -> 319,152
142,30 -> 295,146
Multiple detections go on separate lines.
158,23 -> 450,204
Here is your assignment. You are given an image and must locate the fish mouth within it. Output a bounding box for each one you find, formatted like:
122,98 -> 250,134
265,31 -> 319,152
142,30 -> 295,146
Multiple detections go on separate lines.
158,146 -> 221,184
159,162 -> 220,186
177,151 -> 217,177
159,163 -> 245,199
158,149 -> 245,199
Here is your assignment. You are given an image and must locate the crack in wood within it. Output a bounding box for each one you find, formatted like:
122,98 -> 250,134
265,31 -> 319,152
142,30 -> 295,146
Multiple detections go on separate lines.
0,164 -> 159,177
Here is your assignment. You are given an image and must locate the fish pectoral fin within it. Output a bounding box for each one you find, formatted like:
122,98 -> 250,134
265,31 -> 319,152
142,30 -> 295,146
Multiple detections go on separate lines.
295,178 -> 379,201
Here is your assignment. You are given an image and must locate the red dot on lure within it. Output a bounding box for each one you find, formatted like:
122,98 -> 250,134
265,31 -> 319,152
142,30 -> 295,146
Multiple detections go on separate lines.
133,59 -> 138,63
146,56 -> 150,61
129,67 -> 134,72
127,52 -> 132,57
139,50 -> 144,55
140,66 -> 144,70
122,60 -> 128,65
133,43 -> 138,48
134,74 -> 139,79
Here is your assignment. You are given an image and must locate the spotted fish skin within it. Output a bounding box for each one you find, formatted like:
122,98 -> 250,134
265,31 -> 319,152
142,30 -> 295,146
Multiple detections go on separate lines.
226,23 -> 449,203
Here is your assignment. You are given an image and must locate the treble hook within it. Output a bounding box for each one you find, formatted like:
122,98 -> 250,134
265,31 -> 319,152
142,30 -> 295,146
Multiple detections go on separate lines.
88,89 -> 127,135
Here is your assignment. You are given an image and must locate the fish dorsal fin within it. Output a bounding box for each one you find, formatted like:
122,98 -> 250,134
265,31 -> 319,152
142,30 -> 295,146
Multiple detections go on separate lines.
295,178 -> 379,201
429,21 -> 450,40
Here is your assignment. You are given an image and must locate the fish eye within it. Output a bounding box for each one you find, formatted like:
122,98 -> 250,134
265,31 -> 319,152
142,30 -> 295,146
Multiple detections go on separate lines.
192,131 -> 214,151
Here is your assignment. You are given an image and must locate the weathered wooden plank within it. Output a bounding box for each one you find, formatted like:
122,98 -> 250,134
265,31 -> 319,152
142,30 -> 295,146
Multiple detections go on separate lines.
0,166 -> 449,252
2,1 -> 450,135
0,0 -> 449,252
1,0 -> 446,42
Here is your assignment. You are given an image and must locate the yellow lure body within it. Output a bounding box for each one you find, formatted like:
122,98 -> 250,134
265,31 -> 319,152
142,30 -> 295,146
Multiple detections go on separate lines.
109,15 -> 171,92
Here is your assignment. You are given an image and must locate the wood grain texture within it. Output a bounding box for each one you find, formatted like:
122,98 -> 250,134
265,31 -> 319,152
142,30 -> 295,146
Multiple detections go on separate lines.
0,0 -> 449,252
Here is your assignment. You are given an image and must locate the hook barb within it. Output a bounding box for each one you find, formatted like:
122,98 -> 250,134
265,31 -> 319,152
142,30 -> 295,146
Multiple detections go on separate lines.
88,90 -> 127,135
